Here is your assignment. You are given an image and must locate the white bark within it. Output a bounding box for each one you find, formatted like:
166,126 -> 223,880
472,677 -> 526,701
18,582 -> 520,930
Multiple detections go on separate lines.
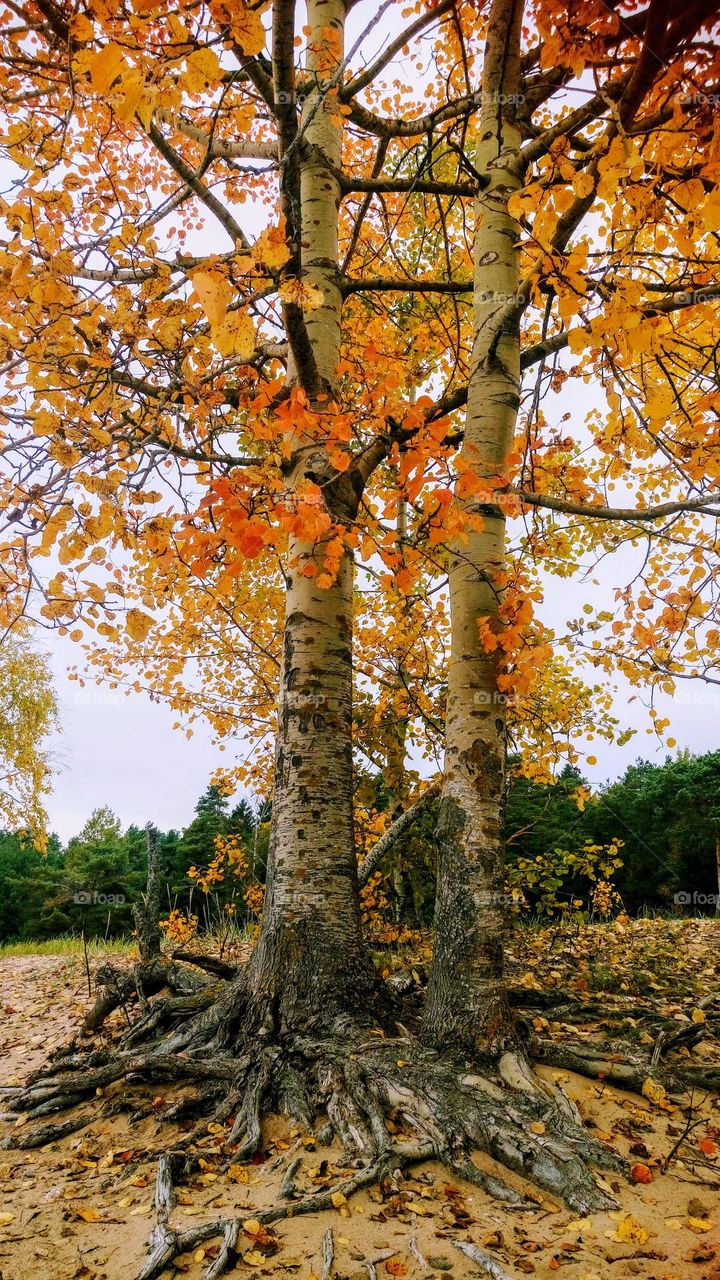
424,0 -> 525,1054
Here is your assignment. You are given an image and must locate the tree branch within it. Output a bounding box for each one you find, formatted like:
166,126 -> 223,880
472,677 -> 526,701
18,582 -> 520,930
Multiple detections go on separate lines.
358,782 -> 440,888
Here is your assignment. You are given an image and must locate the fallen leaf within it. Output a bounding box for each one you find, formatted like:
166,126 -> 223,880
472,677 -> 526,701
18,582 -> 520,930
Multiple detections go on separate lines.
75,1207 -> 102,1223
641,1078 -> 667,1106
615,1215 -> 649,1245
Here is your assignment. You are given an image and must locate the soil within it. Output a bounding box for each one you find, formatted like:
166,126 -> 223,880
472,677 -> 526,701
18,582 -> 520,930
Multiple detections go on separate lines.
1,929 -> 719,1280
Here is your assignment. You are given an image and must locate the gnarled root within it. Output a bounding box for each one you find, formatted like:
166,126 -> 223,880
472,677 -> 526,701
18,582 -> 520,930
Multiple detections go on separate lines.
2,966 -> 635,1278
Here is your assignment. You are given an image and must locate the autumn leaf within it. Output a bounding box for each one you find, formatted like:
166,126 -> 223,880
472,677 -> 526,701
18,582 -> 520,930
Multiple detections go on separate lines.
614,1215 -> 649,1245
89,43 -> 127,93
192,271 -> 231,327
220,1 -> 266,55
641,1077 -> 667,1106
125,609 -> 154,642
75,1207 -> 102,1222
183,47 -> 222,92
253,225 -> 291,271
212,311 -> 256,360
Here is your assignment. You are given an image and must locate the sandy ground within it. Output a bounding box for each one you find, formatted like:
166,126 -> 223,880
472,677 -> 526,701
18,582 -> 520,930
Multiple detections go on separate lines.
0,951 -> 719,1280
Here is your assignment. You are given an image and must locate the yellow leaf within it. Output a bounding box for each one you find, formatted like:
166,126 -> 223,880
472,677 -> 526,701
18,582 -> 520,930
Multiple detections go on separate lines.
691,1008 -> 707,1024
278,278 -> 325,311
71,14 -> 95,41
572,172 -> 595,199
212,311 -> 256,360
243,1218 -> 261,1235
227,5 -> 266,56
530,1120 -> 546,1134
641,1077 -> 666,1105
184,48 -> 222,93
242,1251 -> 265,1267
0,1213 -> 14,1225
689,1217 -> 713,1232
615,1215 -> 649,1245
125,608 -> 154,642
253,225 -> 291,271
192,271 -> 230,327
330,1192 -> 347,1209
115,72 -> 149,125
90,44 -> 127,94
75,1207 -> 102,1222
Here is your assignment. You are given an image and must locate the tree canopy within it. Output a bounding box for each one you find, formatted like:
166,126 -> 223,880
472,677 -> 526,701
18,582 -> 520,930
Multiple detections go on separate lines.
1,0 -> 720,1254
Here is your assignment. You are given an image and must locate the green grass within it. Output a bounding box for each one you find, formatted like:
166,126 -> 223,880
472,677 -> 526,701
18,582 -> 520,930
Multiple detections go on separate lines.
0,935 -> 133,957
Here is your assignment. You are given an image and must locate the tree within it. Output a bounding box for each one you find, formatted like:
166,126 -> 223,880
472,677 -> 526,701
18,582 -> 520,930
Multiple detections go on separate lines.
587,753 -> 720,911
0,636 -> 58,848
179,785 -> 230,869
3,0 -> 720,1259
64,807 -> 141,935
0,828 -> 65,940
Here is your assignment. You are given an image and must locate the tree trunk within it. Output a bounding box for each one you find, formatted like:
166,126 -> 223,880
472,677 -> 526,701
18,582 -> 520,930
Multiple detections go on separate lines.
247,535 -> 374,1024
245,0 -> 375,1027
715,835 -> 720,916
134,824 -> 162,965
423,0 -> 525,1057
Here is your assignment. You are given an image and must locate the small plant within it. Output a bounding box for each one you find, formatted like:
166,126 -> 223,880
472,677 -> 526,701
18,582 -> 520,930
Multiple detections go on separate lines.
159,908 -> 198,945
509,840 -> 625,920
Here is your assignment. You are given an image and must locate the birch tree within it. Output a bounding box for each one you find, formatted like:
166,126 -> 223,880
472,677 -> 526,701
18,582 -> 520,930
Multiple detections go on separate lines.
2,0 -> 720,1266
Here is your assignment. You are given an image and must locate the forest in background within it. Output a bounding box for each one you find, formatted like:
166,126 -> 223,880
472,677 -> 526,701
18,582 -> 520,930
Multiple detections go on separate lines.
2,749 -> 719,943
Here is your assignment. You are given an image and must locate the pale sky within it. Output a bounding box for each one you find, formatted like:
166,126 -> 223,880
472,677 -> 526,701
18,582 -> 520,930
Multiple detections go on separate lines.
42,579 -> 720,844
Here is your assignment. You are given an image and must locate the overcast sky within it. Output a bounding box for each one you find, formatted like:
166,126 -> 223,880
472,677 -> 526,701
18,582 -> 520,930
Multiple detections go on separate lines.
42,584 -> 720,844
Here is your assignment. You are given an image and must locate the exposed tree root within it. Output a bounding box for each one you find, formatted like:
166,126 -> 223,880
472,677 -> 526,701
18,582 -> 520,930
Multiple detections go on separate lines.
534,1034 -> 720,1096
1,961 -> 638,1279
14,959 -> 718,1278
80,958 -> 210,1037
